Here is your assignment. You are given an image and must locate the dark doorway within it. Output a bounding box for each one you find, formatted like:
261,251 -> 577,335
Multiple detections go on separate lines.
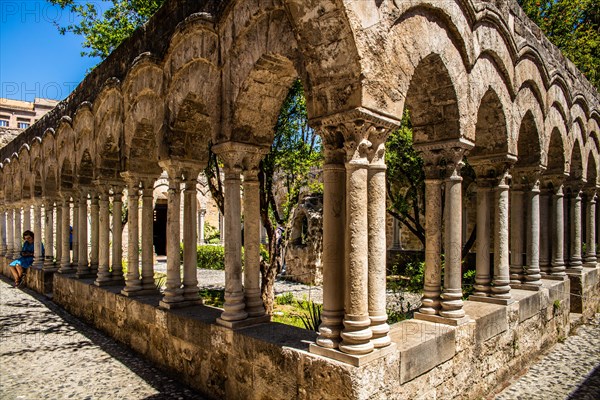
154,202 -> 167,256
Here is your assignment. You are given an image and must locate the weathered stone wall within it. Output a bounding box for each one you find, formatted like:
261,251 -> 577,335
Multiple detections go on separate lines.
45,271 -> 574,400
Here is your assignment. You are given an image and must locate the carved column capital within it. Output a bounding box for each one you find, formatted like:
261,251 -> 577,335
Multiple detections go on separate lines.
472,156 -> 515,189
212,141 -> 268,175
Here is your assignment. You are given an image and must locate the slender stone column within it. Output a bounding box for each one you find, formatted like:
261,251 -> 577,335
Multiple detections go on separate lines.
59,197 -> 72,273
339,156 -> 373,354
32,203 -> 44,268
243,168 -> 265,316
569,187 -> 583,271
524,179 -> 542,286
584,191 -> 597,267
551,184 -> 566,276
0,208 -> 7,260
6,208 -> 14,262
316,158 -> 346,349
539,189 -> 552,274
55,205 -> 62,266
492,170 -> 512,299
183,171 -> 201,302
160,168 -> 184,306
111,186 -> 124,282
473,182 -> 491,297
367,162 -> 390,348
141,180 -> 156,292
89,192 -> 99,275
95,190 -> 112,285
510,187 -> 525,283
419,174 -> 443,314
439,150 -> 466,319
220,165 -> 247,321
198,209 -> 206,244
43,201 -> 55,270
71,197 -> 79,269
76,192 -> 89,277
14,206 -> 22,259
23,205 -> 31,232
122,178 -> 142,294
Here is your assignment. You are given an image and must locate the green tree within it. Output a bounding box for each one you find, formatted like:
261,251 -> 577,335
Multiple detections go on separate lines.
518,0 -> 600,89
49,0 -> 165,59
258,79 -> 322,313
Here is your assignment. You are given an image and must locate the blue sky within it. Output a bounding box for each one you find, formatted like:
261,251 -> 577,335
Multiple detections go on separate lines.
1,1 -> 101,102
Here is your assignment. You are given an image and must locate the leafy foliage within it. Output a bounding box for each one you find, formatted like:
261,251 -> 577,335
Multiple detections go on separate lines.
48,0 -> 165,59
203,222 -> 221,245
296,300 -> 322,332
518,0 -> 600,89
385,111 -> 425,246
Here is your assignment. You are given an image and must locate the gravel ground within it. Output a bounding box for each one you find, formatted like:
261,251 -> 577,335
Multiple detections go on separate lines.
0,277 -> 207,400
495,314 -> 600,400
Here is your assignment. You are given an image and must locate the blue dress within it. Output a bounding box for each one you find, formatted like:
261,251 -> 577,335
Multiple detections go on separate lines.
9,241 -> 35,269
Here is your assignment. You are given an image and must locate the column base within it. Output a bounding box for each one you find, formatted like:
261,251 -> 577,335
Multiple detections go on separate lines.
414,312 -> 471,326
216,314 -> 270,329
566,268 -> 584,275
121,288 -> 159,297
309,342 -> 396,367
510,283 -> 543,291
469,295 -> 514,305
94,279 -> 121,287
159,299 -> 203,309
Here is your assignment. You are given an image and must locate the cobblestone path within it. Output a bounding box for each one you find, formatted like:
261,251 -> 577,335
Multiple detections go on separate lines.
0,277 -> 207,400
495,314 -> 600,400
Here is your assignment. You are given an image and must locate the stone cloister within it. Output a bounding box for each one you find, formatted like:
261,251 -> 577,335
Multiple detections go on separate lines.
1,0 -> 599,398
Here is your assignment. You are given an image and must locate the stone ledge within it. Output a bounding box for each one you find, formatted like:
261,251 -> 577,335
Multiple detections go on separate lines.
390,319 -> 455,384
414,312 -> 471,326
463,301 -> 508,343
215,314 -> 271,328
469,295 -> 515,306
511,288 -> 542,322
309,342 -> 396,367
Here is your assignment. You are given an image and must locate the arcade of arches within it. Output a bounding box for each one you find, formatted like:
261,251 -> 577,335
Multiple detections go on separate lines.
1,0 -> 599,398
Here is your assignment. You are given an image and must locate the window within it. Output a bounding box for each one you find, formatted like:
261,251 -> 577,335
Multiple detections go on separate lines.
0,120 -> 8,127
18,122 -> 29,129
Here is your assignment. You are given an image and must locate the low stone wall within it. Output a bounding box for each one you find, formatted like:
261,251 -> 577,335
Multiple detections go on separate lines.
0,257 -> 55,295
568,267 -> 600,320
45,273 -> 577,400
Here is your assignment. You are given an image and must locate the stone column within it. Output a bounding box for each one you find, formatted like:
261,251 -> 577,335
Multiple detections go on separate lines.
6,208 -> 14,262
76,192 -> 89,277
159,164 -> 184,306
473,178 -> 491,297
367,160 -> 391,349
32,203 -> 44,268
419,168 -> 443,314
539,189 -> 552,274
111,186 -> 125,283
492,170 -> 512,299
214,147 -> 247,323
89,192 -> 99,275
141,179 -> 157,292
524,178 -> 542,286
198,209 -> 206,244
316,146 -> 346,349
391,218 -> 401,249
14,206 -> 21,259
439,148 -> 468,319
243,167 -> 266,317
509,187 -> 525,283
339,153 -> 372,354
584,190 -> 597,267
95,189 -> 112,286
59,197 -> 72,273
43,200 -> 55,270
551,183 -> 566,276
182,170 -> 202,303
122,177 -> 142,295
23,205 -> 31,232
55,205 -> 62,266
72,197 -> 79,269
0,208 -> 6,261
569,186 -> 583,271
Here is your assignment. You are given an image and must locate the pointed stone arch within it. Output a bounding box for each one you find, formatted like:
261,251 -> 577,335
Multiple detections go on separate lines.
470,88 -> 511,159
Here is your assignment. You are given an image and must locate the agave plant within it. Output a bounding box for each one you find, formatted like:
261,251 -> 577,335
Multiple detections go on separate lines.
297,300 -> 322,332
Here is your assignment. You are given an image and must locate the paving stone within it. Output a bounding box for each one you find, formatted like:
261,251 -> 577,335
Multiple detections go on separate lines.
496,314 -> 600,400
0,277 -> 207,400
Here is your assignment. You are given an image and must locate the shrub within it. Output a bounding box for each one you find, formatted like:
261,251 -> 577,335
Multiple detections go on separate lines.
196,245 -> 225,270
275,292 -> 295,305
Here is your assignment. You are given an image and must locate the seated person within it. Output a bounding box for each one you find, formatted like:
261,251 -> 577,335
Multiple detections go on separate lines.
9,230 -> 39,287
